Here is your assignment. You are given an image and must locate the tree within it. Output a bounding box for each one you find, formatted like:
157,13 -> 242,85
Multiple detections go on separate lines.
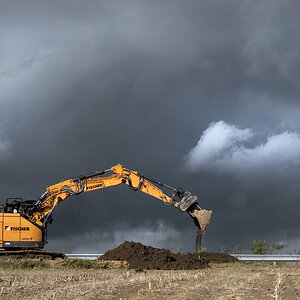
250,240 -> 268,254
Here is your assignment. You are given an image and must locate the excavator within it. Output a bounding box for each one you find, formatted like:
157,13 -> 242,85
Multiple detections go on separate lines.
0,164 -> 212,250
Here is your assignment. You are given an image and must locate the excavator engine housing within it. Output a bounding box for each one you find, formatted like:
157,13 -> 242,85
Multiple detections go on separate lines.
0,199 -> 46,249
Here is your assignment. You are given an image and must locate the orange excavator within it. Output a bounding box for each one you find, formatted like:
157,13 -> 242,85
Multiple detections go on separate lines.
0,164 -> 212,250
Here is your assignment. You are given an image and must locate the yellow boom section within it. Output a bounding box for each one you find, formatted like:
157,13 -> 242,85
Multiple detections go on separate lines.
31,164 -> 179,226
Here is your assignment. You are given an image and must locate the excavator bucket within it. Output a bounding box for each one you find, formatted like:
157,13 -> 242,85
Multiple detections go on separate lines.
177,191 -> 212,247
191,208 -> 212,233
187,205 -> 212,249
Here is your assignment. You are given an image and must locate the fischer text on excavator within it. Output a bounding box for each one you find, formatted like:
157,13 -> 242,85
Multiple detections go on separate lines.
0,164 -> 212,249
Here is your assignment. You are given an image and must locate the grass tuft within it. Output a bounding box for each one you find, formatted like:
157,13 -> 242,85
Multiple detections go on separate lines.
59,258 -> 94,269
0,259 -> 50,269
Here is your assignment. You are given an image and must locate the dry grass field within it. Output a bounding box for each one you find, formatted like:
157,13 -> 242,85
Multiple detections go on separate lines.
0,261 -> 299,299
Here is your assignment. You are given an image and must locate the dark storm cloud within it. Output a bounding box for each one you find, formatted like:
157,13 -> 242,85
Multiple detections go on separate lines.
1,0 -> 300,252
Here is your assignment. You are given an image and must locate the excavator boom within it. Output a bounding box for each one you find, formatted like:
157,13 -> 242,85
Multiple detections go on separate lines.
0,164 -> 212,250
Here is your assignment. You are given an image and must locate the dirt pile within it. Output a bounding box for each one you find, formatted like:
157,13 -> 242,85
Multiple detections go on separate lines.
100,241 -> 238,270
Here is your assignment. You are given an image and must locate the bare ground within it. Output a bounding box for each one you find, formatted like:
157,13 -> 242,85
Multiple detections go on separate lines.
0,263 -> 299,299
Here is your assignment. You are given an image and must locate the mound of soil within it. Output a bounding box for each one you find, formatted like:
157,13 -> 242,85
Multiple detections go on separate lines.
100,241 -> 238,270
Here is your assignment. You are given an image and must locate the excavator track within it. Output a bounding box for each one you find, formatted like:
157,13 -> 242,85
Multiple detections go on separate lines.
0,250 -> 65,259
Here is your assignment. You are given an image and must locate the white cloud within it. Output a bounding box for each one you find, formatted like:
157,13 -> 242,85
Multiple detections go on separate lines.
185,121 -> 300,174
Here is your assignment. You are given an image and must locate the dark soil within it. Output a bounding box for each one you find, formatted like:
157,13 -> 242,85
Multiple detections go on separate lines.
100,241 -> 238,270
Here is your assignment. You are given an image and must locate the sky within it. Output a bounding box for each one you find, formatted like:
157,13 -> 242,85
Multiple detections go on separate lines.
1,0 -> 300,253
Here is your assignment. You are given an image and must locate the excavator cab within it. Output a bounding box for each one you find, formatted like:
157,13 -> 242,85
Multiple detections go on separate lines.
3,198 -> 24,213
2,198 -> 36,214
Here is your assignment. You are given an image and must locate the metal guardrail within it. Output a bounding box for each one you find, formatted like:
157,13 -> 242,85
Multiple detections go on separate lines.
65,253 -> 300,262
231,254 -> 300,262
65,254 -> 103,260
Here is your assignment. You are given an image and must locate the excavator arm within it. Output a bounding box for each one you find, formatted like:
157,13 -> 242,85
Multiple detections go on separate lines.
29,164 -> 212,239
